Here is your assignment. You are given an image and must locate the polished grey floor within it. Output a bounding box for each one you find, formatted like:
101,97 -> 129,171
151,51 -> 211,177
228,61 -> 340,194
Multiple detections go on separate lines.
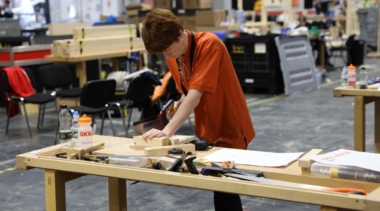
1,59 -> 380,211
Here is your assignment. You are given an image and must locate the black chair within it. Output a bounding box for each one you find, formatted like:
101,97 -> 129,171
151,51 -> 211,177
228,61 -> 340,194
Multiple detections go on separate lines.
113,76 -> 159,135
38,64 -> 82,106
345,34 -> 356,65
328,34 -> 356,67
54,79 -> 117,144
79,79 -> 117,134
1,68 -> 56,138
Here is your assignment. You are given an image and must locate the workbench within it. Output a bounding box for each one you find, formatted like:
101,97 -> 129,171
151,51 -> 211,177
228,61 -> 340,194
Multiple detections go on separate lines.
334,86 -> 380,153
16,135 -> 380,211
45,49 -> 146,87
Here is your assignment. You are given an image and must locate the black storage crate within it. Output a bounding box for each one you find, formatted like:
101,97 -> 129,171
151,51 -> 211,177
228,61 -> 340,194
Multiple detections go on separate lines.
226,34 -> 284,94
225,34 -> 281,73
236,71 -> 284,94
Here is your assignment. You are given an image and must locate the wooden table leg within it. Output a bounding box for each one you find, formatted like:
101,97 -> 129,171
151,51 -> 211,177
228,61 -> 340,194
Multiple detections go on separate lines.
76,61 -> 87,87
319,41 -> 325,69
112,58 -> 119,71
108,177 -> 127,211
45,169 -> 66,211
375,100 -> 380,153
354,96 -> 366,152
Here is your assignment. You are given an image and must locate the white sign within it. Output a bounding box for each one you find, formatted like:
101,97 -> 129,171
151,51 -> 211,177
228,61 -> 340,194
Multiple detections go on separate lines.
310,149 -> 380,172
245,78 -> 254,83
254,43 -> 266,54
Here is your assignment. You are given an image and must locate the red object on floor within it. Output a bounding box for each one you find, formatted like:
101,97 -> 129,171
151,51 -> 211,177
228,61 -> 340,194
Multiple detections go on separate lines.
1,66 -> 35,117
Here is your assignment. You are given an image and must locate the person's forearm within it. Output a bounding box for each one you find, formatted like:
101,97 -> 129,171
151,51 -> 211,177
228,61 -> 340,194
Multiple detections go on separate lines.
163,90 -> 202,136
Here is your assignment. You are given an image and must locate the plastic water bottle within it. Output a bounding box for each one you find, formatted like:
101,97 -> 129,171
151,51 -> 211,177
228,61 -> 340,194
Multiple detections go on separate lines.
71,111 -> 79,148
347,64 -> 356,87
58,105 -> 72,144
358,67 -> 368,89
340,66 -> 348,87
77,114 -> 93,148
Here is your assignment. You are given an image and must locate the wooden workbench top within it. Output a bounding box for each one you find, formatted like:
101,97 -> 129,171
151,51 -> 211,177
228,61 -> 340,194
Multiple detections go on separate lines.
15,135 -> 380,210
334,85 -> 380,98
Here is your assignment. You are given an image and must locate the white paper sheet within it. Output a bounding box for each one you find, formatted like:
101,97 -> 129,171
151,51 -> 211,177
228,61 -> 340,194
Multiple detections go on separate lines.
310,149 -> 380,172
204,148 -> 305,167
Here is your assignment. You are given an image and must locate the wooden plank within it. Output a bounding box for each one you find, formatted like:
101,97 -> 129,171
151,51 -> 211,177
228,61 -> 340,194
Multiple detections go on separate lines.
133,136 -> 170,146
170,135 -> 196,145
73,24 -> 137,40
354,96 -> 366,152
364,187 -> 380,211
48,22 -> 92,36
298,149 -> 323,168
144,144 -> 196,155
60,142 -> 105,159
108,177 -> 127,211
52,37 -> 144,58
45,170 -> 66,211
375,100 -> 380,153
45,48 -> 146,62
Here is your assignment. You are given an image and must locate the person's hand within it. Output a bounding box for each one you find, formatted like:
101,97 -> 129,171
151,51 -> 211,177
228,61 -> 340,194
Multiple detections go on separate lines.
166,100 -> 182,120
142,128 -> 167,140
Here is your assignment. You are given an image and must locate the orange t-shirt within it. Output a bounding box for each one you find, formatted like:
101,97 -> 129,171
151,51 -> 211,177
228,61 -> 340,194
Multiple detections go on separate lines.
166,30 -> 255,149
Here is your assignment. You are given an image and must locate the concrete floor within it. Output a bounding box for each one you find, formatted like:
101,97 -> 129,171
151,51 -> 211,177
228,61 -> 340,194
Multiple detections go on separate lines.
1,58 -> 380,211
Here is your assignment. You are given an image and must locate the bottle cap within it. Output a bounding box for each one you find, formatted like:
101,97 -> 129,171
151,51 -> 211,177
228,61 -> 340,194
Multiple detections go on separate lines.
78,114 -> 92,123
60,104 -> 67,109
73,111 -> 79,118
343,66 -> 347,69
347,64 -> 356,71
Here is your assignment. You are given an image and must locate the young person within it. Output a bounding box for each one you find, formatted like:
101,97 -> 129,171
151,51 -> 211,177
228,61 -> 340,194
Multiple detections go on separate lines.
141,8 -> 255,211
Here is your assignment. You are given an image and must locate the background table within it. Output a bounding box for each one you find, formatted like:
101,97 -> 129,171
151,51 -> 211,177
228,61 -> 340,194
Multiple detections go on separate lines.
334,87 -> 380,153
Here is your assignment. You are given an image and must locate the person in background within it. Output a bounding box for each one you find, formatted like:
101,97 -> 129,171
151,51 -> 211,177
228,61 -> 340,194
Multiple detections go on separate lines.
295,15 -> 312,29
2,0 -> 13,18
141,8 -> 255,211
315,0 -> 330,16
296,15 -> 333,69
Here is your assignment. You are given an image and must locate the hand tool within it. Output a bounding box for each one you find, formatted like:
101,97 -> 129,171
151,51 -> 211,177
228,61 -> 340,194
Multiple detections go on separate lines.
167,151 -> 199,174
184,156 -> 199,175
190,140 -> 209,151
168,148 -> 185,155
224,173 -> 367,196
200,163 -> 263,177
152,161 -> 162,170
133,99 -> 175,135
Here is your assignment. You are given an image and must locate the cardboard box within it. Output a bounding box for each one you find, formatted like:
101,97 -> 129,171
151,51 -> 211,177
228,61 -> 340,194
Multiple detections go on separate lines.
195,10 -> 226,26
154,0 -> 172,9
153,0 -> 183,9
174,9 -> 197,31
182,0 -> 212,9
124,15 -> 145,25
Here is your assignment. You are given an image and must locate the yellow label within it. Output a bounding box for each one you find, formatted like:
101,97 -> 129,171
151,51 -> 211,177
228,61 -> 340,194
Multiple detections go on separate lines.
330,167 -> 339,178
232,45 -> 244,54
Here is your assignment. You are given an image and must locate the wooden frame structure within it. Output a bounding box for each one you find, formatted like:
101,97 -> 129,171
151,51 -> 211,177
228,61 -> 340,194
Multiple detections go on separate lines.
334,87 -> 380,153
365,2 -> 380,58
16,135 -> 380,211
